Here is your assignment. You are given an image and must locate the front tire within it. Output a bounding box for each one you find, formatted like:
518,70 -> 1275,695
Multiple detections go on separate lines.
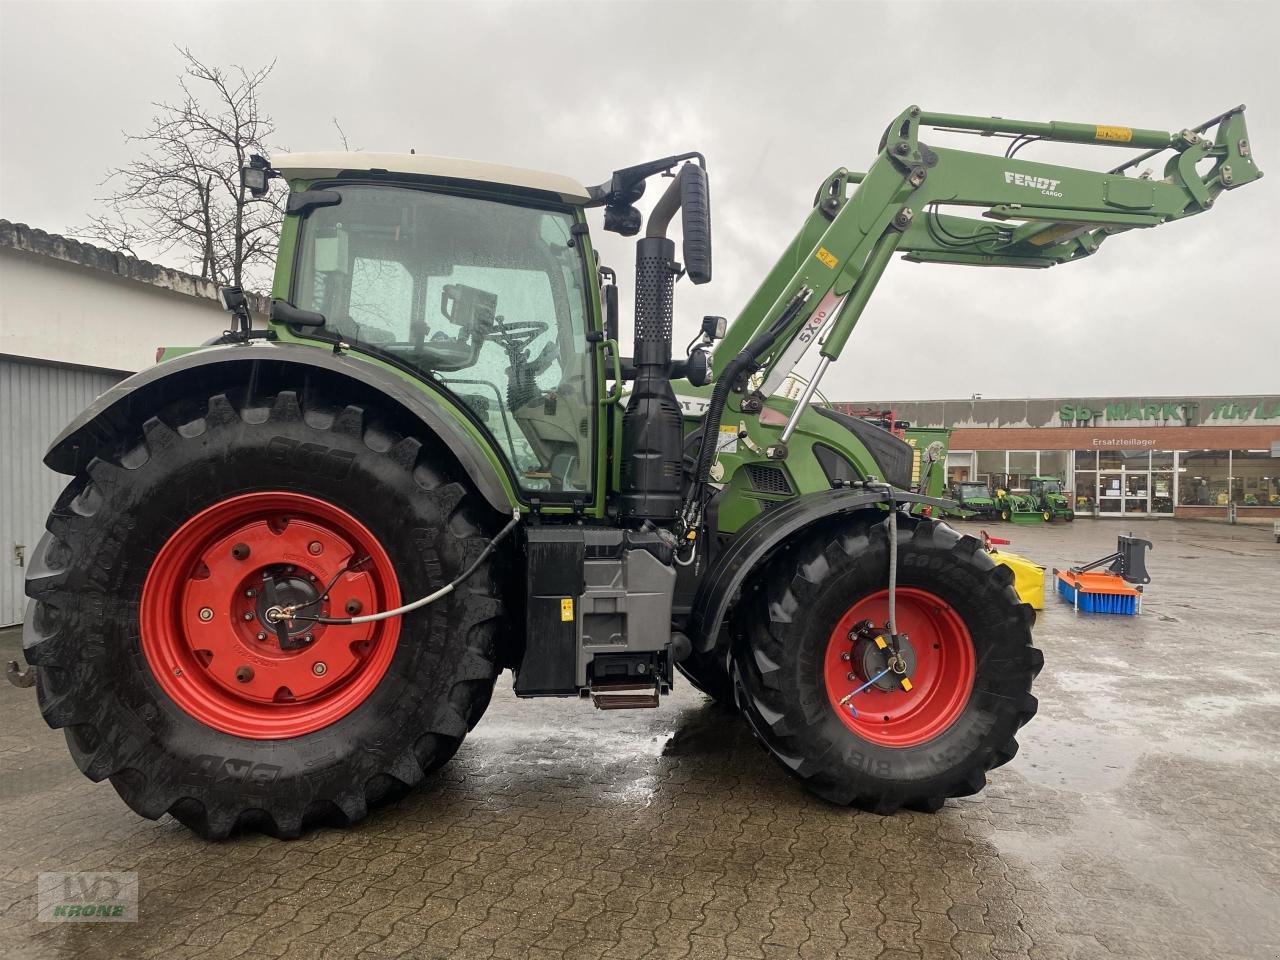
732,514 -> 1041,813
24,389 -> 504,839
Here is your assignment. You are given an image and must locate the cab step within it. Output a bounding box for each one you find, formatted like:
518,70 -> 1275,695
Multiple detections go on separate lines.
590,680 -> 660,710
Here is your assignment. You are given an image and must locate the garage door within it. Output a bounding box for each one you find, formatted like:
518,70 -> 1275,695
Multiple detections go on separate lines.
1,358 -> 123,626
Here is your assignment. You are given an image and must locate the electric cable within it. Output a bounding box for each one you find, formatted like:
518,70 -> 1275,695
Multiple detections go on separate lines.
277,509 -> 521,627
1005,135 -> 1043,158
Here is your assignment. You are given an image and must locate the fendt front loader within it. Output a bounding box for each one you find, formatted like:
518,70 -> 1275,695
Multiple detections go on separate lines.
21,106 -> 1259,837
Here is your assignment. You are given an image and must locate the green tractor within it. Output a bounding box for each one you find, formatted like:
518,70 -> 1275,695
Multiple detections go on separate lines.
992,473 -> 1043,524
951,480 -> 1000,519
19,105 -> 1259,837
1027,476 -> 1074,522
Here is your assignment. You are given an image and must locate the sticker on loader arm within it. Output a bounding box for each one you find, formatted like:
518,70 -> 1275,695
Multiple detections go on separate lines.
718,424 -> 739,454
560,598 -> 574,622
815,247 -> 838,269
1095,125 -> 1133,142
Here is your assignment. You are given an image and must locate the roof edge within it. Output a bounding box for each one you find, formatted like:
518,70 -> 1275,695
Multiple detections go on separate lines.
0,219 -> 268,312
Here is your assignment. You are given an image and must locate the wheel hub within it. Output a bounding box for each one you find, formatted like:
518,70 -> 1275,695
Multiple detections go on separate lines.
824,588 -> 976,747
140,491 -> 400,739
853,633 -> 917,692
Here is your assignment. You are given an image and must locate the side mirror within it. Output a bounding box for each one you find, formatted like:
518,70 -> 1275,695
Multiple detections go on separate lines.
679,163 -> 712,285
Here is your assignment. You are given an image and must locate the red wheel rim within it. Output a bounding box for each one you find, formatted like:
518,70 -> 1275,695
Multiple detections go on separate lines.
823,588 -> 975,747
140,492 -> 400,739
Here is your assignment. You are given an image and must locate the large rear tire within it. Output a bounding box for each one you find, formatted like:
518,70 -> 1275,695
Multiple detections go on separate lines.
731,514 -> 1041,813
24,389 -> 504,839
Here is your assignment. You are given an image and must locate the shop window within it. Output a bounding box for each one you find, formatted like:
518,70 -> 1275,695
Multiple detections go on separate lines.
1152,471 -> 1174,514
1099,449 -> 1126,470
1007,451 -> 1037,490
945,452 -> 973,487
1231,450 -> 1280,507
1039,450 -> 1067,480
1179,450 -> 1231,506
1074,472 -> 1096,513
1151,450 -> 1174,469
1074,450 -> 1098,471
975,451 -> 1005,485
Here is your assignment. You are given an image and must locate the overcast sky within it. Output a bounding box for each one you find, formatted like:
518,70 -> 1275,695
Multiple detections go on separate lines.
2,0 -> 1276,400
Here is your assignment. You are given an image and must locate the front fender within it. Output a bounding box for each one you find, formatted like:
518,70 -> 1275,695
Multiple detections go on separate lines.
686,487 -> 953,652
44,341 -> 518,514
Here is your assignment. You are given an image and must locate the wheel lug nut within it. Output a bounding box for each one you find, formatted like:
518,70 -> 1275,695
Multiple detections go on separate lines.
198,607 -> 213,622
312,661 -> 327,676
243,612 -> 255,621
847,672 -> 857,681
307,541 -> 323,555
245,588 -> 257,598
303,634 -> 314,644
256,632 -> 267,641
231,542 -> 250,561
840,651 -> 851,661
235,665 -> 254,683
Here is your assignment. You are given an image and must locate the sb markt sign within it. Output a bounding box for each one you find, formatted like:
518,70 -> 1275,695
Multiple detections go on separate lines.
1058,399 -> 1280,425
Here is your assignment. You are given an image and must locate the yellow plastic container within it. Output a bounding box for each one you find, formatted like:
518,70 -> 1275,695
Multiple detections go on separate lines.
992,549 -> 1046,610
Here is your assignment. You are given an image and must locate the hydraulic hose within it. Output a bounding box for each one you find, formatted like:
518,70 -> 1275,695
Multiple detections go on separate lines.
276,509 -> 521,627
683,289 -> 812,523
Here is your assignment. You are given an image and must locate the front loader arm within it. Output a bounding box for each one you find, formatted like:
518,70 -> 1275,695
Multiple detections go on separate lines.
714,105 -> 1261,392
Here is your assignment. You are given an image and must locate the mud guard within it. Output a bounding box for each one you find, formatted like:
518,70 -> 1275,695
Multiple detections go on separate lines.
686,486 -> 954,653
43,341 -> 516,514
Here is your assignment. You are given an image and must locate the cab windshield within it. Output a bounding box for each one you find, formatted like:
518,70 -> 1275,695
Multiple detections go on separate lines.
1037,479 -> 1063,494
958,482 -> 990,499
293,184 -> 595,497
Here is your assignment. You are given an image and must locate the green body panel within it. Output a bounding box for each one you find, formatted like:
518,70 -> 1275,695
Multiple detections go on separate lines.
674,382 -> 937,536
902,426 -> 950,499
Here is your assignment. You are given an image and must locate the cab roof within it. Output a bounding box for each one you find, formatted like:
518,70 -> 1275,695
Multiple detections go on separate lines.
270,152 -> 591,205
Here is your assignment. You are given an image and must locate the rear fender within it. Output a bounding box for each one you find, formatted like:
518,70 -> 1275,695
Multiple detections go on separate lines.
685,487 -> 954,653
44,342 -> 517,514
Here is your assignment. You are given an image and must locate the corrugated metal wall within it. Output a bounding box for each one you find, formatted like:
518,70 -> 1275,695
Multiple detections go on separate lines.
1,357 -> 123,626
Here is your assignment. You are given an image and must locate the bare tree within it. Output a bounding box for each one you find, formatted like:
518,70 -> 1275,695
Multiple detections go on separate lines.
74,48 -> 282,290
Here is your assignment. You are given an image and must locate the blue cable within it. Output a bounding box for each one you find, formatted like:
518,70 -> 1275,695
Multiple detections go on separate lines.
841,667 -> 892,717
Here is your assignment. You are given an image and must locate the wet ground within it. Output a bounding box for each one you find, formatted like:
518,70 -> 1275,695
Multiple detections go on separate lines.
1,517 -> 1277,960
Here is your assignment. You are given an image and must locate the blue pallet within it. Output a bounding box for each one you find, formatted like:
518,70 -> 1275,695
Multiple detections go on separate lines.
1056,577 -> 1138,615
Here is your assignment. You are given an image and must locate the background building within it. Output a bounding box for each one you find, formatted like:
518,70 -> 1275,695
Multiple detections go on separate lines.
0,220 -> 260,625
836,396 -> 1280,521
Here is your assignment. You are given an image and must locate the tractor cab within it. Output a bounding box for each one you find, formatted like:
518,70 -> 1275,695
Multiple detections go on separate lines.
269,153 -> 603,502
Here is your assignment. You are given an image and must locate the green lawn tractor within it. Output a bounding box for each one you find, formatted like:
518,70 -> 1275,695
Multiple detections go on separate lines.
950,480 -> 1000,519
19,104 -> 1259,838
1028,476 -> 1074,522
992,473 -> 1043,524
